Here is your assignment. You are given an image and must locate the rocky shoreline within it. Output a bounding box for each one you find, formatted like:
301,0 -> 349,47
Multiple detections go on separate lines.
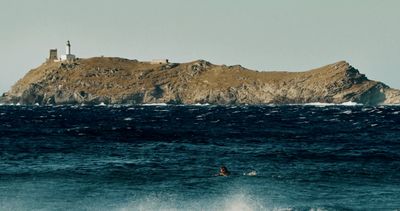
1,57 -> 400,105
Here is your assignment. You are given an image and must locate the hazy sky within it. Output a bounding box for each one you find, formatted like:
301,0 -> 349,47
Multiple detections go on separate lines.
1,0 -> 399,93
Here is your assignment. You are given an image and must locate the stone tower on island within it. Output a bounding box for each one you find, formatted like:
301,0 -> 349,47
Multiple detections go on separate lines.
49,49 -> 58,61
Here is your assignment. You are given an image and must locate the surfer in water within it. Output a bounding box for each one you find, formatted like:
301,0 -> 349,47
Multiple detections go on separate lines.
216,166 -> 230,176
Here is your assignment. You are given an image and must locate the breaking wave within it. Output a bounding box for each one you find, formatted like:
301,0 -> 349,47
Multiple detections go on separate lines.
304,101 -> 363,107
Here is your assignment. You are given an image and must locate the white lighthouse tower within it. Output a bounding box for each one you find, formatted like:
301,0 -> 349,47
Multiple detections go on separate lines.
66,40 -> 71,54
60,40 -> 76,62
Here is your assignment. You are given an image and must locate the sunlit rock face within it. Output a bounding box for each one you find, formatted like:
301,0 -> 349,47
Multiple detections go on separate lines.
1,58 -> 399,105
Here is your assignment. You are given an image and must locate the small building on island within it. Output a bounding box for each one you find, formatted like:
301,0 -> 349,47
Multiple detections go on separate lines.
150,59 -> 169,65
49,40 -> 76,62
48,41 -> 169,65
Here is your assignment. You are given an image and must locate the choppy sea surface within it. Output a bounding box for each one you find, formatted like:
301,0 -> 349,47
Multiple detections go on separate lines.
0,104 -> 399,211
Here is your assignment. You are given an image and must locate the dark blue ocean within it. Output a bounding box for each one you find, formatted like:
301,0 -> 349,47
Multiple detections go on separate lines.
0,104 -> 399,211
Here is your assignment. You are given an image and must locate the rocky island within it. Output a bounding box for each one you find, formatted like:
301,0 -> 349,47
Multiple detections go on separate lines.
1,56 -> 400,105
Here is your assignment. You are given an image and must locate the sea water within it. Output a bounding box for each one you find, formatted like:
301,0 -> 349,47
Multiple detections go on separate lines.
0,105 -> 399,210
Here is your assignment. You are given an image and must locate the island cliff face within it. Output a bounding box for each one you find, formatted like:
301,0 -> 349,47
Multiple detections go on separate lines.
1,57 -> 400,105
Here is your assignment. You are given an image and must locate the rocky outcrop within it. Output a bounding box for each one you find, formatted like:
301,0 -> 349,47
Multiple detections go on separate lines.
1,57 -> 399,105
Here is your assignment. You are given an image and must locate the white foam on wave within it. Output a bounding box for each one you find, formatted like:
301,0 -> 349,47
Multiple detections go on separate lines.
117,192 -> 274,211
220,193 -> 265,211
192,103 -> 210,106
0,181 -> 331,211
342,110 -> 352,115
244,170 -> 257,176
142,103 -> 168,106
303,101 -> 363,107
304,102 -> 334,107
340,101 -> 362,106
380,103 -> 400,106
362,108 -> 372,112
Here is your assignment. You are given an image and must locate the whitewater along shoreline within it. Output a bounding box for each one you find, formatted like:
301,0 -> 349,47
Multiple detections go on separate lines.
1,57 -> 400,106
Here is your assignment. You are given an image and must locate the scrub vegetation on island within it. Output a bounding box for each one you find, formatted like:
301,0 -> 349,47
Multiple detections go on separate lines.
2,57 -> 400,105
